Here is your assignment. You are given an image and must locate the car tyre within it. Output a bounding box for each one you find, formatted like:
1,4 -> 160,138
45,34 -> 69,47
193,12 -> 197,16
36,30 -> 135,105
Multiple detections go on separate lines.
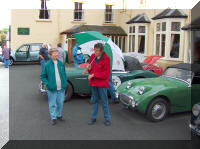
65,82 -> 73,102
9,58 -> 14,66
146,98 -> 169,122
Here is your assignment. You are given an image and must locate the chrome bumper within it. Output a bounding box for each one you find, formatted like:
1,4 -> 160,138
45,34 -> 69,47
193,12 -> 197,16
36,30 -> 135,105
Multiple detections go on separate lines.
119,93 -> 136,107
189,124 -> 200,136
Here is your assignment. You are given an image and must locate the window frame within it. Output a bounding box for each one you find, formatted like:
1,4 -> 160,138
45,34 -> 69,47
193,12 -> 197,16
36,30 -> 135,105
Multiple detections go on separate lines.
104,4 -> 114,24
153,18 -> 185,61
73,2 -> 84,21
108,35 -> 126,52
128,24 -> 148,55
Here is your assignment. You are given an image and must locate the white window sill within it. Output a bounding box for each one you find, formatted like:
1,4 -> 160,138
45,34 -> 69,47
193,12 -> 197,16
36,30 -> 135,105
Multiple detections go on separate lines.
160,57 -> 183,62
71,20 -> 86,24
103,22 -> 115,25
36,19 -> 52,22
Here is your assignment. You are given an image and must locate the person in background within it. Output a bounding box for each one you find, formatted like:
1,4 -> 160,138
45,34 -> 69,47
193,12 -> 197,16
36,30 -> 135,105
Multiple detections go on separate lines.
73,43 -> 84,67
64,41 -> 69,64
2,44 -> 10,68
39,43 -> 49,71
108,73 -> 120,104
57,43 -> 65,64
47,43 -> 52,50
40,48 -> 67,125
87,43 -> 111,126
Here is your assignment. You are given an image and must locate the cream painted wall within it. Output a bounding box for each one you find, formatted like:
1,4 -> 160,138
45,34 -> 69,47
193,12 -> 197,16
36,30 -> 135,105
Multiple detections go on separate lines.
11,9 -> 60,49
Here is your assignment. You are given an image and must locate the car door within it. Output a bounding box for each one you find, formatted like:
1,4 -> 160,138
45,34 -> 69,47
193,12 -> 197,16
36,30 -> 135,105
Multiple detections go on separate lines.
15,45 -> 30,61
29,44 -> 42,61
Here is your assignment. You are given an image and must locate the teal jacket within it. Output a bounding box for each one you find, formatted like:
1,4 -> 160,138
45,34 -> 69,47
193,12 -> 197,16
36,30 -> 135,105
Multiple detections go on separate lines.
40,59 -> 67,91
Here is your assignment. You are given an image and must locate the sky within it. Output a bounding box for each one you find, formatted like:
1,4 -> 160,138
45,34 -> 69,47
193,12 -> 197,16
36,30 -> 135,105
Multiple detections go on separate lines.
0,0 -> 199,29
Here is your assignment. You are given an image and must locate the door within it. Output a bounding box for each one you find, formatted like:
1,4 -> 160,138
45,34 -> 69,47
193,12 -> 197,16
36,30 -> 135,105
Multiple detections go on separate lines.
29,44 -> 42,61
15,45 -> 30,61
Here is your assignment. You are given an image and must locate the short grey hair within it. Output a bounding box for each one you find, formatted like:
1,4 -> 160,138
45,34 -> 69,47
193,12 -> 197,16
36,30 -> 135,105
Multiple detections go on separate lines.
48,48 -> 58,55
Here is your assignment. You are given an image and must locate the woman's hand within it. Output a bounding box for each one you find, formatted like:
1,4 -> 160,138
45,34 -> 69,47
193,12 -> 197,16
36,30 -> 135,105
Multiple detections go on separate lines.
88,74 -> 94,80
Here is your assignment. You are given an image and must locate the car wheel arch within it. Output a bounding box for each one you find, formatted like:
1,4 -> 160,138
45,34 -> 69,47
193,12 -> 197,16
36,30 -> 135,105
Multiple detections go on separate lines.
10,56 -> 14,61
145,95 -> 171,114
67,80 -> 74,92
64,80 -> 74,102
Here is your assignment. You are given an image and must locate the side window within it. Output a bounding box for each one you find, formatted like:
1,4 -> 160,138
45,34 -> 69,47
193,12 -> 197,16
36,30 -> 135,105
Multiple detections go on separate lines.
31,45 -> 41,52
18,45 -> 29,52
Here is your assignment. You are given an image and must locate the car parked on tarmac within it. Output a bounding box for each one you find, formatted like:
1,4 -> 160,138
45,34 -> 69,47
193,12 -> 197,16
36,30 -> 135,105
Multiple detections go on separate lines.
9,43 -> 43,65
40,56 -> 159,102
117,63 -> 200,122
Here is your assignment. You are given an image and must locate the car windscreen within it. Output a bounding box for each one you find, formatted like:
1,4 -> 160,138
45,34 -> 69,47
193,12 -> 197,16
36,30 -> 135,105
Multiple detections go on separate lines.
162,68 -> 192,83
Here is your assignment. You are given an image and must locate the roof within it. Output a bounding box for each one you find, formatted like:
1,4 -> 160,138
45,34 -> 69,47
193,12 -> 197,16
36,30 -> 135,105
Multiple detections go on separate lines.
167,63 -> 200,73
126,13 -> 150,24
182,17 -> 200,31
152,8 -> 188,20
60,25 -> 127,36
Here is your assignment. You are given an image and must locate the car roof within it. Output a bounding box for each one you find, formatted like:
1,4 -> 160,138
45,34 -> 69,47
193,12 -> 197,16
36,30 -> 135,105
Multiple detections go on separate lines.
167,63 -> 200,73
124,56 -> 143,71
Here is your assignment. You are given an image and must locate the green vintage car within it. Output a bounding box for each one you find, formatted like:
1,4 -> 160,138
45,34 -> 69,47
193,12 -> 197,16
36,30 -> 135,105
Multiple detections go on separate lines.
40,56 -> 159,101
117,63 -> 200,122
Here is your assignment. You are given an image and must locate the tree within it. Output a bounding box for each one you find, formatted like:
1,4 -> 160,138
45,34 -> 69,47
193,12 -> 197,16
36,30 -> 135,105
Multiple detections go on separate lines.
0,29 -> 7,48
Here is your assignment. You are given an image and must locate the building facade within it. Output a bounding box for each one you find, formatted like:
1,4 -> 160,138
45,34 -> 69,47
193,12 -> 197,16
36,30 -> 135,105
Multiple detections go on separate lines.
11,0 -> 191,68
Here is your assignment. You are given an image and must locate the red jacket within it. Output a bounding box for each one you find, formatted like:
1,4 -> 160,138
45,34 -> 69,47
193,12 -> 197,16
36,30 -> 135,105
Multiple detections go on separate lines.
88,53 -> 110,88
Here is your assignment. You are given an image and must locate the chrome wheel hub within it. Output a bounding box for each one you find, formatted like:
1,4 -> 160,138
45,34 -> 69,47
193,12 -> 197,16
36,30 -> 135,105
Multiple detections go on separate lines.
152,103 -> 166,120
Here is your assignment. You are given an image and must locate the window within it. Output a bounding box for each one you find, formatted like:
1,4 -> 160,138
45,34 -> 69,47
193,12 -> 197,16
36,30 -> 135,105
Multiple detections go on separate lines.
170,34 -> 180,58
74,2 -> 84,21
155,22 -> 166,57
156,23 -> 160,31
18,45 -> 29,52
110,36 -> 126,52
39,0 -> 50,19
105,5 -> 113,23
128,25 -> 147,54
138,35 -> 145,54
161,34 -> 166,57
30,45 -> 41,52
154,20 -> 184,60
156,34 -> 160,55
171,22 -> 181,31
139,26 -> 145,33
162,22 -> 166,31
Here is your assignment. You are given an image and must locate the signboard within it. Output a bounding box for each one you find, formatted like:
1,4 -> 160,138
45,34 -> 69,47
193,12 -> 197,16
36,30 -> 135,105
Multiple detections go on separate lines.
17,28 -> 30,35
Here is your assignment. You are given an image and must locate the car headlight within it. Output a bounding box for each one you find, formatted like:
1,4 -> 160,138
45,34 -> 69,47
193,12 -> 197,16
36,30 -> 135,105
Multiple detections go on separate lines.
138,86 -> 145,95
131,100 -> 136,107
129,98 -> 136,107
126,81 -> 132,89
192,103 -> 200,116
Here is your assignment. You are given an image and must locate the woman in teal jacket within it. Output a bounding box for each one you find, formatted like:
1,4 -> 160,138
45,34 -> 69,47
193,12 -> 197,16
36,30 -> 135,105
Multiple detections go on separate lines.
40,48 -> 67,125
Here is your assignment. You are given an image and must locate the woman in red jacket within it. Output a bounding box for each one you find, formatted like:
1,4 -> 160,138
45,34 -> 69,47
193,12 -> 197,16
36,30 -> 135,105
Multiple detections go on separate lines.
87,43 -> 111,126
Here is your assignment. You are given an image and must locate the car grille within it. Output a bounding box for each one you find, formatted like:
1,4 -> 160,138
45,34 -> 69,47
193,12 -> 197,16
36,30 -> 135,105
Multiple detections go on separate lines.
119,93 -> 133,105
